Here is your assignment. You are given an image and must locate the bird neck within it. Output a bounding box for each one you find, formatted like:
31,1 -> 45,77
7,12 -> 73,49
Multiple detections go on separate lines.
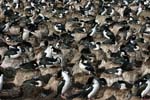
62,73 -> 70,82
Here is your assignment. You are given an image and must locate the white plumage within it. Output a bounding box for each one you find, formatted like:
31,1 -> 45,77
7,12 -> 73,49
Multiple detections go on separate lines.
141,80 -> 150,97
88,78 -> 100,98
61,71 -> 71,94
22,29 -> 30,40
0,74 -> 3,91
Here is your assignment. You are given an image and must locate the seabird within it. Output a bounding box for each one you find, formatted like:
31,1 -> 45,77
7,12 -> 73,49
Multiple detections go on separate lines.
4,46 -> 23,59
39,56 -> 61,68
54,23 -> 66,33
19,60 -> 39,70
89,23 -> 98,36
54,70 -> 72,99
22,28 -> 32,40
104,67 -> 123,76
79,55 -> 95,75
17,41 -> 33,52
68,77 -> 107,100
101,24 -> 116,44
34,14 -> 49,24
111,80 -> 133,90
44,45 -> 53,58
23,74 -> 51,87
44,45 -> 61,58
136,3 -> 143,16
0,21 -> 11,33
141,80 -> 150,98
90,41 -> 101,50
13,0 -> 20,9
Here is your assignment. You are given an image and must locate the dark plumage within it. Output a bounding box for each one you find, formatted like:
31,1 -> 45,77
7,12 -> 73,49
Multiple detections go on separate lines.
19,60 -> 39,70
39,56 -> 61,67
54,70 -> 72,99
79,55 -> 95,75
104,67 -> 123,76
68,77 -> 107,99
4,46 -> 23,58
23,74 -> 51,87
111,80 -> 133,90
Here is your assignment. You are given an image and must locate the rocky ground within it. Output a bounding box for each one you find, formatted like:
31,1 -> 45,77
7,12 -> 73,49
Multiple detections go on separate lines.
0,0 -> 150,100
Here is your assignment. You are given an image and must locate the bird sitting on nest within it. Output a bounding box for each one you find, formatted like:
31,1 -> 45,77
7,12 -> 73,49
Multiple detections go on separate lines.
67,76 -> 107,100
79,55 -> 96,75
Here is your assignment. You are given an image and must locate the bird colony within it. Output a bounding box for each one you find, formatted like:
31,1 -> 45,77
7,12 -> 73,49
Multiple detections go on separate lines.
0,0 -> 149,100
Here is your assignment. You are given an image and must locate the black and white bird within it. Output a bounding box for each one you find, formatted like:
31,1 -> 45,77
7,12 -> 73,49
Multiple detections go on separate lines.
134,74 -> 150,88
89,41 -> 101,50
17,41 -> 33,52
44,45 -> 62,58
44,45 -> 53,58
13,0 -> 20,9
0,74 -> 3,91
136,79 -> 150,98
22,28 -> 32,40
68,77 -> 107,100
23,74 -> 51,87
4,46 -> 23,59
34,14 -> 49,24
0,21 -> 11,33
141,80 -> 150,98
39,56 -> 61,68
104,67 -> 123,76
136,3 -> 144,16
89,24 -> 98,36
53,23 -> 65,33
111,80 -> 133,90
101,24 -> 116,44
54,70 -> 72,99
79,55 -> 95,75
19,60 -> 39,70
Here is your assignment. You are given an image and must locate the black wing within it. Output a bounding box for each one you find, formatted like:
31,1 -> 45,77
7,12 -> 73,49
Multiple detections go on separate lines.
54,80 -> 65,98
67,85 -> 93,99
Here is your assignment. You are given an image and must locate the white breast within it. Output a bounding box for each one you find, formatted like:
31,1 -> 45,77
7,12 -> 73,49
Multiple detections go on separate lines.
88,79 -> 100,98
141,80 -> 150,97
44,46 -> 53,57
79,60 -> 89,73
10,47 -> 22,58
120,83 -> 126,90
116,68 -> 122,76
22,29 -> 30,40
0,74 -> 3,91
61,72 -> 71,94
103,30 -> 110,39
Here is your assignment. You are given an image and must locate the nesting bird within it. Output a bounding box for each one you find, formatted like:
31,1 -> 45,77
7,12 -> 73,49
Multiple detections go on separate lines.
4,45 -> 24,59
0,0 -> 149,99
68,77 -> 107,100
79,55 -> 95,75
104,67 -> 123,76
23,74 -> 51,87
54,23 -> 66,33
19,60 -> 39,70
111,80 -> 133,90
